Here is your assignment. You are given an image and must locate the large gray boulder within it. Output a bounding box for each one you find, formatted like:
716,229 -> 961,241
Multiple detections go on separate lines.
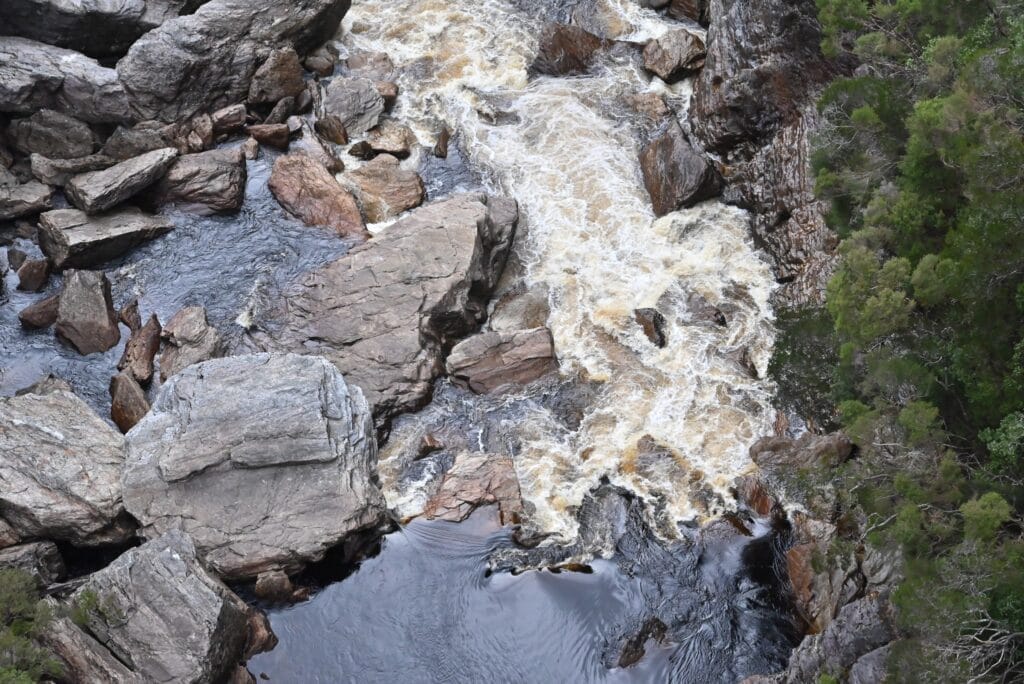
0,37 -> 132,123
117,0 -> 353,122
153,146 -> 247,214
123,353 -> 386,580
66,147 -> 178,214
246,193 -> 518,418
39,207 -> 174,270
0,389 -> 131,545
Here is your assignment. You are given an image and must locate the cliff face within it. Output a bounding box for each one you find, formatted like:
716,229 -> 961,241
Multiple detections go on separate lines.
690,0 -> 850,306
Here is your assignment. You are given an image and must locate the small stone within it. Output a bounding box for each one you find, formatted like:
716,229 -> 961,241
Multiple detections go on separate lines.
246,124 -> 290,150
314,115 -> 348,145
55,270 -> 120,355
118,314 -> 161,385
294,87 -> 313,114
433,126 -> 450,159
241,138 -> 260,160
375,81 -> 398,110
119,298 -> 141,331
254,570 -> 297,602
211,104 -> 248,134
6,247 -> 27,271
159,306 -> 223,381
109,372 -> 149,433
16,258 -> 49,291
18,294 -> 60,329
303,46 -> 335,77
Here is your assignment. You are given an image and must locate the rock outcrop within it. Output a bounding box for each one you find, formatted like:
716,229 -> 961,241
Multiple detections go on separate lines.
246,193 -> 518,419
445,327 -> 558,394
123,354 -> 386,579
39,207 -> 174,270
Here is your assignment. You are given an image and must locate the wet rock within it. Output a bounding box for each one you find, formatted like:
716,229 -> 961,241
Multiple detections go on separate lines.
640,121 -> 721,216
117,0 -> 352,122
159,305 -> 223,381
315,114 -> 349,144
295,85 -> 314,114
642,29 -> 706,83
304,45 -> 336,77
322,76 -> 385,136
249,47 -> 306,104
119,313 -> 162,385
684,291 -> 727,326
16,258 -> 49,291
376,81 -> 399,110
0,36 -> 131,123
66,147 -> 179,214
345,153 -> 424,223
530,23 -> 608,76
8,109 -> 97,158
120,297 -> 142,331
102,121 -> 175,160
433,126 -> 451,158
0,541 -> 65,586
626,92 -> 670,125
345,51 -> 395,81
750,432 -> 853,470
6,247 -> 27,271
489,284 -> 551,331
123,353 -> 387,579
247,193 -> 517,418
263,96 -> 295,125
30,153 -> 116,187
617,617 -> 668,668
634,308 -> 667,347
0,388 -> 130,545
0,180 -> 53,220
39,207 -> 174,270
212,104 -> 248,134
423,453 -> 524,524
254,570 -> 300,602
66,531 -> 257,682
153,146 -> 247,214
292,123 -> 344,173
18,295 -> 60,329
56,270 -> 121,355
365,120 -> 417,159
241,137 -> 260,159
110,372 -> 150,434
246,123 -> 291,150
269,153 -> 366,238
446,327 -> 557,394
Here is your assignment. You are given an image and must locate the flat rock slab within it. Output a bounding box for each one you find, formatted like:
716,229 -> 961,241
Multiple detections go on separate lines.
246,193 -> 517,419
39,207 -> 174,270
153,146 -> 247,214
66,147 -> 178,214
0,180 -> 53,220
0,389 -> 130,545
56,270 -> 121,355
269,153 -> 367,238
446,327 -> 558,394
123,353 -> 386,579
30,153 -> 117,187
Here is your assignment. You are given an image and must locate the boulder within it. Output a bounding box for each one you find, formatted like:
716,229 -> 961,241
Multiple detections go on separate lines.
246,193 -> 517,418
248,47 -> 306,104
16,258 -> 49,291
39,207 -> 174,270
322,77 -> 385,136
422,453 -> 524,524
18,293 -> 60,329
30,153 -> 117,187
639,121 -> 721,216
0,541 -> 65,586
123,354 -> 387,579
116,0 -> 352,122
262,96 -> 295,124
153,147 -> 247,214
66,531 -> 258,683
110,372 -> 151,433
529,23 -> 608,76
159,305 -> 223,381
118,313 -> 162,385
0,180 -> 53,220
55,269 -> 121,355
211,104 -> 248,134
344,153 -> 424,223
268,153 -> 367,238
0,389 -> 130,545
66,148 -> 178,214
8,109 -> 97,158
102,122 -> 175,160
246,123 -> 290,150
0,36 -> 131,123
445,327 -> 557,394
642,29 -> 706,82
365,120 -> 417,159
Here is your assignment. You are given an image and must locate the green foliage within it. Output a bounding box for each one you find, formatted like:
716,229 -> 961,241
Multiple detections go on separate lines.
961,493 -> 1013,542
0,570 -> 62,682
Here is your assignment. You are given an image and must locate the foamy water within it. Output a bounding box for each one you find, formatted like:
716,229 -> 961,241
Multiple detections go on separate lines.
343,0 -> 776,539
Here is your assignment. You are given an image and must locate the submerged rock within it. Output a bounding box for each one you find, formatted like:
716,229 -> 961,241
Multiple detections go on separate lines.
445,327 -> 558,394
269,153 -> 367,238
344,153 -> 424,223
0,389 -> 130,545
640,121 -> 721,216
39,207 -> 174,270
66,147 -> 179,214
123,354 -> 386,579
322,76 -> 385,136
246,193 -> 517,419
55,270 -> 121,355
159,305 -> 224,381
154,146 -> 247,214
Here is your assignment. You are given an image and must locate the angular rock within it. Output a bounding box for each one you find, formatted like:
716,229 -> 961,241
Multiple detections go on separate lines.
120,297 -> 142,331
314,115 -> 348,144
248,47 -> 306,104
263,96 -> 295,125
446,327 -> 557,394
110,372 -> 151,434
39,207 -> 174,270
241,137 -> 260,159
0,541 -> 65,586
117,0 -> 352,122
159,305 -> 223,381
422,453 -> 524,524
16,258 -> 49,291
6,247 -> 27,271
254,570 -> 299,602
304,45 -> 336,77
66,147 -> 179,214
530,23 -> 608,76
345,153 -> 424,223
211,104 -> 248,134
18,295 -> 61,330
0,180 -> 53,220
376,81 -> 398,109
0,389 -> 129,545
0,36 -> 131,123
30,153 -> 117,187
56,270 -> 121,355
102,121 -> 175,160
246,123 -> 290,150
322,76 -> 385,136
640,121 -> 721,216
119,313 -> 162,385
246,193 -> 517,418
8,109 -> 97,158
123,354 -> 387,579
642,29 -> 706,83
269,153 -> 366,238
366,120 -> 417,159
153,147 -> 247,214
